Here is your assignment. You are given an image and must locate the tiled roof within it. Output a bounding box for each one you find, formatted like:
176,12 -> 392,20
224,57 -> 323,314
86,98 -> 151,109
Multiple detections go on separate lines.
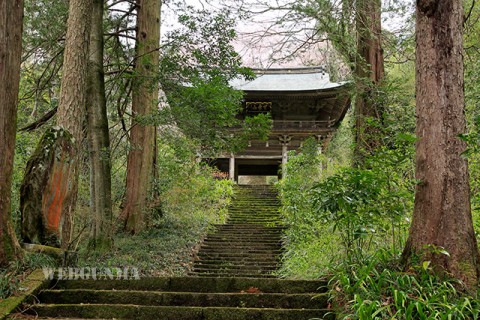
230,66 -> 347,92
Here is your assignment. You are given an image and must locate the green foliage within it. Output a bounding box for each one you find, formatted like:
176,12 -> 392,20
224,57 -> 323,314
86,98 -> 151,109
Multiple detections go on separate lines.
77,133 -> 235,275
277,138 -> 343,278
77,213 -> 215,277
0,252 -> 57,299
158,7 -> 269,156
278,129 -> 415,278
331,251 -> 480,319
464,0 -> 480,238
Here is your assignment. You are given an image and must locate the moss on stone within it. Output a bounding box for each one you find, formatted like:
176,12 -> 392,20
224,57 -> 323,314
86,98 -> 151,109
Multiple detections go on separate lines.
0,269 -> 50,319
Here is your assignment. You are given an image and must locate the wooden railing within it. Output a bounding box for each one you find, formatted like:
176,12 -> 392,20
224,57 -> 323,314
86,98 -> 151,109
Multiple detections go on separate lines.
272,120 -> 334,130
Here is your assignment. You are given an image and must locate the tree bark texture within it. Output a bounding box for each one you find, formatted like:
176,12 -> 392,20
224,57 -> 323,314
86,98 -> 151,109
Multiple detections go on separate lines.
122,0 -> 161,234
20,0 -> 93,249
0,0 -> 24,266
354,0 -> 385,162
21,128 -> 75,246
86,0 -> 113,250
402,0 -> 480,287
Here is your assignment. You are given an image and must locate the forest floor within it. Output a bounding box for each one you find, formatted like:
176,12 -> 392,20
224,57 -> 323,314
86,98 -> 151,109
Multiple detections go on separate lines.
77,213 -> 214,277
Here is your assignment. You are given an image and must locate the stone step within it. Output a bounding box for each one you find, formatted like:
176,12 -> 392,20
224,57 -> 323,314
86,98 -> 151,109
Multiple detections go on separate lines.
198,250 -> 283,256
197,253 -> 281,261
197,254 -> 282,261
194,260 -> 280,266
203,239 -> 282,244
208,231 -> 283,236
212,224 -> 285,229
53,277 -> 328,294
193,272 -> 277,278
30,304 -> 333,320
205,234 -> 282,239
195,263 -> 278,269
38,289 -> 329,309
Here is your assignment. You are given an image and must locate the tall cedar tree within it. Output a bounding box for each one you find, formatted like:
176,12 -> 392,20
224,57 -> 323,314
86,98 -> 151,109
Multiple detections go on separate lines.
86,0 -> 113,250
20,0 -> 93,248
0,0 -> 24,266
401,0 -> 480,286
122,0 -> 161,233
354,0 -> 385,162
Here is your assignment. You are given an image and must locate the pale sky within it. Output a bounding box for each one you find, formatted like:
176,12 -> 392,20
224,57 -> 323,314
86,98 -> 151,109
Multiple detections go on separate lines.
113,0 -> 413,68
161,0 -> 414,68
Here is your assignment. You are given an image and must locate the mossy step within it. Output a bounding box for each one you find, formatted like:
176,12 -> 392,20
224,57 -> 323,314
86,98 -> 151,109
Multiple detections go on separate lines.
225,221 -> 283,225
210,229 -> 285,236
203,239 -> 282,244
193,264 -> 278,270
38,290 -> 328,309
200,245 -> 281,251
229,204 -> 279,207
53,277 -> 328,293
206,233 -> 283,238
212,224 -> 285,228
198,249 -> 282,255
205,235 -> 282,239
201,242 -> 282,247
199,244 -> 282,249
30,304 -> 334,320
203,238 -> 282,248
227,213 -> 280,217
192,272 -> 277,278
227,213 -> 280,216
208,231 -> 283,236
191,267 -> 277,272
196,254 -> 280,260
227,216 -> 283,221
201,245 -> 282,250
203,233 -> 282,238
192,268 -> 278,275
197,253 -> 281,261
211,226 -> 284,230
206,234 -> 283,239
226,217 -> 282,221
230,202 -> 279,206
194,262 -> 278,268
194,260 -> 280,266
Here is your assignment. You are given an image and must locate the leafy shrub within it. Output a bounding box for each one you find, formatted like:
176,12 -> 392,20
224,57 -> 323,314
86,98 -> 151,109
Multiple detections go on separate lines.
0,252 -> 57,299
311,154 -> 413,264
331,250 -> 480,319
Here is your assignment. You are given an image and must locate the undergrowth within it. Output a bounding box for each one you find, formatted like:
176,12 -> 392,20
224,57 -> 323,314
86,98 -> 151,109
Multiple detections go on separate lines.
331,250 -> 480,319
0,252 -> 57,300
77,212 -> 217,276
277,128 -> 480,318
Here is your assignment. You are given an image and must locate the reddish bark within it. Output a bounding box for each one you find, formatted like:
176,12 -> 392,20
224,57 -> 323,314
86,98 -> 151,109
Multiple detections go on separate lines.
354,0 -> 385,161
0,0 -> 24,266
402,0 -> 480,287
122,0 -> 161,234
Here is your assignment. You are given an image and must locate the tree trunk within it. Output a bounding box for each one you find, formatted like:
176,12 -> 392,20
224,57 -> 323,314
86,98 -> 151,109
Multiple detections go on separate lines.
122,0 -> 161,234
401,0 -> 480,287
86,0 -> 113,250
20,0 -> 93,249
353,0 -> 385,163
0,0 -> 24,266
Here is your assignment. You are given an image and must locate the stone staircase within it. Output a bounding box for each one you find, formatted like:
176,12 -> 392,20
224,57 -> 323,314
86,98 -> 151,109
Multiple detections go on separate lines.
192,185 -> 283,278
12,185 -> 333,319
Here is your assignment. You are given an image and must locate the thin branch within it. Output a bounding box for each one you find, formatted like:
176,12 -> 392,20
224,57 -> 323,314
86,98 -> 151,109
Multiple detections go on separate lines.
18,107 -> 58,132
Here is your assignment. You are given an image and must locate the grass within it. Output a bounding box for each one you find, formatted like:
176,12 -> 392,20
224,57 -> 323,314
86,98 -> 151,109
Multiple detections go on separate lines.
0,252 -> 57,300
77,213 -> 216,276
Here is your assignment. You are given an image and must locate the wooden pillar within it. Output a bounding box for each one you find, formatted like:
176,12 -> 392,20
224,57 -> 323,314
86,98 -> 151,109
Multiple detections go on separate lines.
279,135 -> 291,179
229,154 -> 235,181
317,135 -> 323,173
282,144 -> 288,178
